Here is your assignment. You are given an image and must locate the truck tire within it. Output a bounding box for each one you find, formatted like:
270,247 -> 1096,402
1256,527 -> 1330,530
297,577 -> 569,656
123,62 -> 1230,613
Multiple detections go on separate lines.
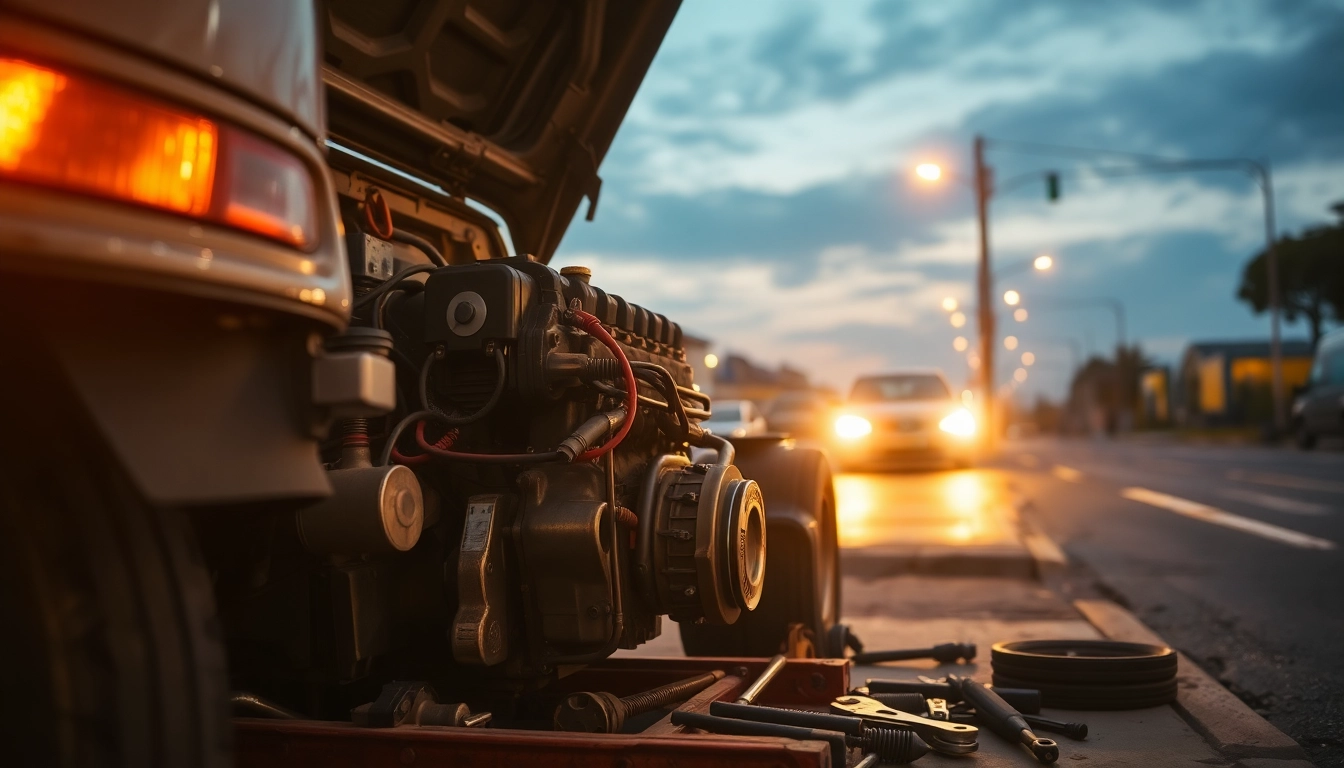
0,339 -> 231,768
680,442 -> 840,657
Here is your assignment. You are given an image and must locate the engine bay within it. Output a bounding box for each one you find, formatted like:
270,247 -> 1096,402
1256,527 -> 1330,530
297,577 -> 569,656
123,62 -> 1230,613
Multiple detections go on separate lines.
211,166 -> 767,717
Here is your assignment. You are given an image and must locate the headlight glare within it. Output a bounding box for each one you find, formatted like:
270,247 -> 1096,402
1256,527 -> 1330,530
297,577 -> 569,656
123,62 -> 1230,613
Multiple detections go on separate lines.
834,414 -> 872,440
939,408 -> 977,438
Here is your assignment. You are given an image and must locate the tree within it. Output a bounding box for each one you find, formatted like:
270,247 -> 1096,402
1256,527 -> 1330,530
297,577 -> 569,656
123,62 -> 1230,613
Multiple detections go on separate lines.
1237,201 -> 1344,347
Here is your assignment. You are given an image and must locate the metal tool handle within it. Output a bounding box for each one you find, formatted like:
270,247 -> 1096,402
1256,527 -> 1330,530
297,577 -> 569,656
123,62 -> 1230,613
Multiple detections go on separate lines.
957,678 -> 1059,764
1023,714 -> 1088,741
736,654 -> 787,705
852,642 -> 976,665
866,679 -> 1042,713
710,701 -> 864,736
671,710 -> 847,766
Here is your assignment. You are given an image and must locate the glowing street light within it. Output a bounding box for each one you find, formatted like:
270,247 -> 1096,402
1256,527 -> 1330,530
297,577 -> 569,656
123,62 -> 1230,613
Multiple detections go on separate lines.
916,163 -> 943,181
941,296 -> 959,312
704,353 -> 719,369
1004,335 -> 1019,350
967,352 -> 981,369
1014,367 -> 1028,383
950,311 -> 967,328
1034,254 -> 1054,271
1003,289 -> 1021,306
953,336 -> 969,351
1021,351 -> 1036,366
1014,308 -> 1029,322
961,390 -> 974,405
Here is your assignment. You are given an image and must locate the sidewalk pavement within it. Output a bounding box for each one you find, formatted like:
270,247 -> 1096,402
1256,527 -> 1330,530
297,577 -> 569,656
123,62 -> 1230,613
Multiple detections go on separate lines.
620,467 -> 1313,766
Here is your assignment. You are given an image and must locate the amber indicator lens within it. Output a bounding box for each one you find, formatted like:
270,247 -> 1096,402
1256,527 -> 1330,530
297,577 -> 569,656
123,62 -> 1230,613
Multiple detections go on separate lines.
0,57 -> 315,249
0,58 -> 216,215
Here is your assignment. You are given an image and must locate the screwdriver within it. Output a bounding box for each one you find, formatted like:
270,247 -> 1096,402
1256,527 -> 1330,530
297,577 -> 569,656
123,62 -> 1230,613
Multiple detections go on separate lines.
953,676 -> 1059,764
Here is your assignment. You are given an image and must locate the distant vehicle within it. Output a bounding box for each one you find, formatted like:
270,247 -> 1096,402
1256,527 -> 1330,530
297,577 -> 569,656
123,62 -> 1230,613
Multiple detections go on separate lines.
1293,328 -> 1344,448
831,369 -> 976,469
766,391 -> 838,438
703,399 -> 769,438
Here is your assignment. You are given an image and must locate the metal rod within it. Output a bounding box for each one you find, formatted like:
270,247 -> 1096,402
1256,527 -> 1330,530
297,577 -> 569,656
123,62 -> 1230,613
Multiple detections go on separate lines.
736,654 -> 788,705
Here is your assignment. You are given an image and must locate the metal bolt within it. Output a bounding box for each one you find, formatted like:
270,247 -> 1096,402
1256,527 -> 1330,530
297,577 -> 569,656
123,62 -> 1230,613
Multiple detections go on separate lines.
553,670 -> 727,733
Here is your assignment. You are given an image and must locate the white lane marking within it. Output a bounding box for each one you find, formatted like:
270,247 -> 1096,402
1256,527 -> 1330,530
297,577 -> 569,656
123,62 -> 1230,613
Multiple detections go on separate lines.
1121,487 -> 1336,550
1218,488 -> 1330,516
1225,469 -> 1344,495
1052,465 -> 1083,483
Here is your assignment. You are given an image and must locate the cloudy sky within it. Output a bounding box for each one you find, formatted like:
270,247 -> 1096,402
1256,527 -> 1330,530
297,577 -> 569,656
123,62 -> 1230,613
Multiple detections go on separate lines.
550,0 -> 1344,401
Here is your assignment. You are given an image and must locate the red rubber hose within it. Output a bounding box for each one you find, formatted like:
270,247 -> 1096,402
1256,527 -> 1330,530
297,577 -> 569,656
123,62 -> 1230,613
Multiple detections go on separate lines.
569,309 -> 637,462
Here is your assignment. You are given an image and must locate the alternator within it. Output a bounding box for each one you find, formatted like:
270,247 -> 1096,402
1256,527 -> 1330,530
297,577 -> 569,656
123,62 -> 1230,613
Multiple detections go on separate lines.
640,460 -> 766,625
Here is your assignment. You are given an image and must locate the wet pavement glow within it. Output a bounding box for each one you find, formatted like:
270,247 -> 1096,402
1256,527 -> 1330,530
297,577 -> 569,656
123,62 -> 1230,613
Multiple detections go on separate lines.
835,468 -> 1020,549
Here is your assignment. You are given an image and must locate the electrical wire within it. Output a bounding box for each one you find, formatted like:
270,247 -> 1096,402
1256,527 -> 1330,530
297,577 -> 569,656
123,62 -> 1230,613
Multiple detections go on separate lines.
352,263 -> 437,310
418,346 -> 508,424
568,310 -> 637,462
379,409 -> 562,466
413,420 -> 562,464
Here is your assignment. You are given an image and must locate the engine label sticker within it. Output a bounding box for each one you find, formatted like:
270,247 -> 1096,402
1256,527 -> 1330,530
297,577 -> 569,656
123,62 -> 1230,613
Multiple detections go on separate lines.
462,501 -> 495,552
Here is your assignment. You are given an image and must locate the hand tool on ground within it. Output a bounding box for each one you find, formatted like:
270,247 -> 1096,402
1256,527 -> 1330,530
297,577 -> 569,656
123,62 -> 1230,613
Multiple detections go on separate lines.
952,676 -> 1059,764
853,754 -> 882,768
671,710 -> 849,766
865,679 -> 1042,713
553,670 -> 726,733
950,712 -> 1087,741
866,692 -> 928,715
709,701 -> 931,764
736,654 -> 787,705
926,698 -> 950,721
852,642 -> 976,665
1022,714 -> 1087,741
830,695 -> 979,756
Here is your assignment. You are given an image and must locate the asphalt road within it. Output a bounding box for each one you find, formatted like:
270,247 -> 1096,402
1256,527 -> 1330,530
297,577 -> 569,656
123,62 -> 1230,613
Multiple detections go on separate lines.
1000,436 -> 1344,767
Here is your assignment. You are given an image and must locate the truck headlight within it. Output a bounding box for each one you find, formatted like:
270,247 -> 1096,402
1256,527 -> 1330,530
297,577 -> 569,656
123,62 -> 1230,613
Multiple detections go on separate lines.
939,408 -> 977,438
834,414 -> 872,440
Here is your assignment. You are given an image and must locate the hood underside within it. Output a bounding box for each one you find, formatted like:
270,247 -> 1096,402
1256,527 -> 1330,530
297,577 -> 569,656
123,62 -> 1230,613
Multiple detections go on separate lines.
321,0 -> 681,263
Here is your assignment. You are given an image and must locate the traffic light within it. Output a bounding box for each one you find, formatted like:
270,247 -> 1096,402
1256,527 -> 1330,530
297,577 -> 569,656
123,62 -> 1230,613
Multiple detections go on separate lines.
1046,172 -> 1060,202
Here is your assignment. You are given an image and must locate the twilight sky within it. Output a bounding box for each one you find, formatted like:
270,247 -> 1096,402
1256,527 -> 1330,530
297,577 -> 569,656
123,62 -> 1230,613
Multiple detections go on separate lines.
550,0 -> 1344,401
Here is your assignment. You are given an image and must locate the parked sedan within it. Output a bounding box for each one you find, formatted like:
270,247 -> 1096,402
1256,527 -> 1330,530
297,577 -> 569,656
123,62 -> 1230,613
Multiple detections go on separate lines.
830,370 -> 976,469
1293,327 -> 1344,448
701,399 -> 769,438
766,390 -> 838,438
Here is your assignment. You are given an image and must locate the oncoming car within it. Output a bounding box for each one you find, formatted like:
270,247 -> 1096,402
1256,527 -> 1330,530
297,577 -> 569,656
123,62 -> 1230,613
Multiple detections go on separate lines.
830,370 -> 976,469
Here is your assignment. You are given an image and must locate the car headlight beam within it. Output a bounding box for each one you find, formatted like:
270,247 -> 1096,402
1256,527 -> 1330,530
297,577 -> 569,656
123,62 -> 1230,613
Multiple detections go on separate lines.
834,414 -> 872,440
939,408 -> 977,438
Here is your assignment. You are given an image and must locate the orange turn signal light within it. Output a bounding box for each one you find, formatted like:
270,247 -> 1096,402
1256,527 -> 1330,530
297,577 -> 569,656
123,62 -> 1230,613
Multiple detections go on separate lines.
0,58 -> 314,249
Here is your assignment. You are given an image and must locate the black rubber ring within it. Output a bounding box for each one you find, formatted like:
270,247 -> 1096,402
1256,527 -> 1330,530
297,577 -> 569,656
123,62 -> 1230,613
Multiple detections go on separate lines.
992,640 -> 1176,674
989,660 -> 1176,685
991,674 -> 1177,710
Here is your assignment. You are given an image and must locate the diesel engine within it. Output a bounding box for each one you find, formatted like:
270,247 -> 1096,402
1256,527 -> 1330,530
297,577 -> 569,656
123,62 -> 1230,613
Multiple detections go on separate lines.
215,225 -> 767,713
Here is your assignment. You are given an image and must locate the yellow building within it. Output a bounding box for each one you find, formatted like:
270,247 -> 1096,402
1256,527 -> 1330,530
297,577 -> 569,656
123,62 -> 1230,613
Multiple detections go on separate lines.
1176,340 -> 1313,426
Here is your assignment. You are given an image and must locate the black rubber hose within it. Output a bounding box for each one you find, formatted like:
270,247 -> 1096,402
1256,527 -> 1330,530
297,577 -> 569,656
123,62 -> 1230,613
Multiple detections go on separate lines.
352,263 -> 436,310
389,228 -> 446,267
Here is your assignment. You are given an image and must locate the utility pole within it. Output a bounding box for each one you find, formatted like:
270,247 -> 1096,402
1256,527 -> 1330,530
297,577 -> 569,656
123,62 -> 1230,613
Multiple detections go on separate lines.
1258,163 -> 1284,435
974,135 -> 995,449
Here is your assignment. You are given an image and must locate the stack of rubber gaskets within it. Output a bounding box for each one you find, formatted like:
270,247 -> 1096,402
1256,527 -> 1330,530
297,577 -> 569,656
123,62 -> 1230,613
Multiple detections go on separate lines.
991,640 -> 1178,710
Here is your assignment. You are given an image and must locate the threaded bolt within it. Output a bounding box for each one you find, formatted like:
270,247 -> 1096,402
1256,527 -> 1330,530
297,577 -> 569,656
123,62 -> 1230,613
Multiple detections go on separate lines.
851,725 -> 931,764
554,670 -> 726,733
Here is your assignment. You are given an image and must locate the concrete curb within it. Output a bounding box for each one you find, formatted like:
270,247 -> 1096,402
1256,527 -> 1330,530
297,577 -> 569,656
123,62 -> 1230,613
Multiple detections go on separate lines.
1074,598 -> 1311,763
841,544 -> 1036,579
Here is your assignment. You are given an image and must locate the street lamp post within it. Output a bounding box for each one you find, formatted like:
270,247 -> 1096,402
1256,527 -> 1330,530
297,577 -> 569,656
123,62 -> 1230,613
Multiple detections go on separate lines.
974,136 -> 995,449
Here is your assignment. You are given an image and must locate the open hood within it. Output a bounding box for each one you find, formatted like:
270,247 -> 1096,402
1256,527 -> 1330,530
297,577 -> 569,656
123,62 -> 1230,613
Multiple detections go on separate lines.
321,0 -> 681,263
